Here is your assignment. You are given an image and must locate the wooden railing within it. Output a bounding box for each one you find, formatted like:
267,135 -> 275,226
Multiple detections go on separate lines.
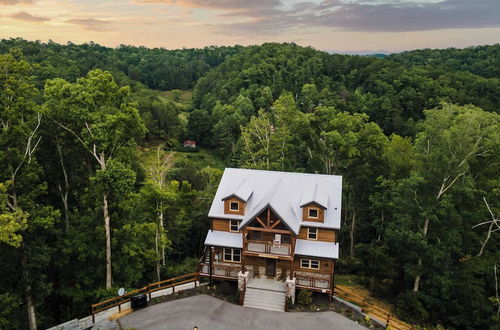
91,272 -> 199,323
199,262 -> 240,278
245,240 -> 291,256
294,272 -> 332,291
334,286 -> 413,330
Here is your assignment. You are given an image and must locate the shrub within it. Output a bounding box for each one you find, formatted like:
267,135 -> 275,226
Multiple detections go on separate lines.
395,291 -> 429,324
297,290 -> 313,307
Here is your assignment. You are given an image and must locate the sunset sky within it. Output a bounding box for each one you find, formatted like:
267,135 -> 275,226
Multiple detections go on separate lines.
1,0 -> 499,52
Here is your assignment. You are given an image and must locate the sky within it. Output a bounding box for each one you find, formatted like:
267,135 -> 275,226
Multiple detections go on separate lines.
0,0 -> 499,52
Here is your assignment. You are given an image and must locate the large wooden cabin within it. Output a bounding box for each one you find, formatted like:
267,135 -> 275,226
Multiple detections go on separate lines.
199,168 -> 342,299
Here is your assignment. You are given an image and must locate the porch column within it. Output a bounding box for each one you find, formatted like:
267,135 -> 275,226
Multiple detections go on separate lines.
286,275 -> 296,304
238,270 -> 249,305
209,246 -> 214,288
241,229 -> 246,272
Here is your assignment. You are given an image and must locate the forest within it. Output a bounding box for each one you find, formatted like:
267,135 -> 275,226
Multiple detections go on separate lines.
0,39 -> 499,329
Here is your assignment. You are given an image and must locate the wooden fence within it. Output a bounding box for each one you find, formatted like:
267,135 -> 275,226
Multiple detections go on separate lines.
334,286 -> 413,330
91,272 -> 200,323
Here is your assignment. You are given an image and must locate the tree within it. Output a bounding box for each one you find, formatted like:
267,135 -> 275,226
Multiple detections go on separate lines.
44,69 -> 146,289
0,182 -> 27,247
187,109 -> 211,144
239,107 -> 295,171
139,147 -> 176,281
0,51 -> 58,330
409,103 -> 499,292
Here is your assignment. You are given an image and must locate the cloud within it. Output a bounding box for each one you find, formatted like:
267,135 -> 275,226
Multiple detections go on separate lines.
132,0 -> 282,10
66,18 -> 113,31
10,11 -> 50,22
203,0 -> 500,36
0,0 -> 33,4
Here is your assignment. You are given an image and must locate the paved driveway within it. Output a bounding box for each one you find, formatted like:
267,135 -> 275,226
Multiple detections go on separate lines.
118,294 -> 366,330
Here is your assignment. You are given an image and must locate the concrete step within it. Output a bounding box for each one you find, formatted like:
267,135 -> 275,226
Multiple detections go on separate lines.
243,287 -> 286,312
244,297 -> 285,306
244,293 -> 285,303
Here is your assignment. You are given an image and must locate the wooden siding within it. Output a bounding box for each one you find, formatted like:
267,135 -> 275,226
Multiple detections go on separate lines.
298,227 -> 336,242
245,256 -> 293,274
302,204 -> 325,222
292,257 -> 333,275
224,197 -> 245,215
212,219 -> 231,232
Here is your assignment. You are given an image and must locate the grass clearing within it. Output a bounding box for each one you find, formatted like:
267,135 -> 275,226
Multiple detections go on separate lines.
138,141 -> 226,171
156,89 -> 193,110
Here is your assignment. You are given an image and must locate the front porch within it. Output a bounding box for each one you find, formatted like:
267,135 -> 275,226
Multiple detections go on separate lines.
247,277 -> 287,292
199,261 -> 333,294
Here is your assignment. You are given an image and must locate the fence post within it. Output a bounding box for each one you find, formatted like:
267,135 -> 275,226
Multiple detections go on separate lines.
148,284 -> 152,301
92,306 -> 95,324
386,313 -> 391,327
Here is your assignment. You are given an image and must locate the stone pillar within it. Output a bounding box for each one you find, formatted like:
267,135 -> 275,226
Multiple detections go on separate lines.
286,276 -> 296,304
238,271 -> 249,305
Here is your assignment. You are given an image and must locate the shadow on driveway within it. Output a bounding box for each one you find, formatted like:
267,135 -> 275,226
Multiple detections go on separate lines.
118,294 -> 366,330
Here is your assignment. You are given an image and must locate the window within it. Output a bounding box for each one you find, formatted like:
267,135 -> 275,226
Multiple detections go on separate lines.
223,248 -> 241,262
230,220 -> 241,232
230,201 -> 239,211
308,228 -> 318,240
300,259 -> 320,269
308,208 -> 318,218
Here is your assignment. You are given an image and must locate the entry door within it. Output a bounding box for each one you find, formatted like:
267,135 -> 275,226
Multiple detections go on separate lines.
266,259 -> 276,277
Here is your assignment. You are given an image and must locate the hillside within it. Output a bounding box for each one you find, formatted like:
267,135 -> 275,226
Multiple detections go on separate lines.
0,40 -> 499,329
389,44 -> 500,78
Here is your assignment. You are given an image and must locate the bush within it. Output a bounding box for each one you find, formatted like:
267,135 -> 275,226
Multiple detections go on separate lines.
163,257 -> 198,278
395,291 -> 429,324
297,290 -> 313,307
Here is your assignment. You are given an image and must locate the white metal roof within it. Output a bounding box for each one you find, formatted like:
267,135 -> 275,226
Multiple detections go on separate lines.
294,239 -> 339,259
204,230 -> 243,248
208,168 -> 342,233
300,183 -> 329,209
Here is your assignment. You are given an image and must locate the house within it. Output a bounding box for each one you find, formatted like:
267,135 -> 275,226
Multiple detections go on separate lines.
183,140 -> 197,148
198,168 -> 342,309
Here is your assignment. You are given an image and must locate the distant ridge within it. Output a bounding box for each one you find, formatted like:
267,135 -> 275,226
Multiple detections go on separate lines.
323,49 -> 393,56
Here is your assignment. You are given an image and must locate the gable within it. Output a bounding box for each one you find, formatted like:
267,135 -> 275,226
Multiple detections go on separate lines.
243,206 -> 292,233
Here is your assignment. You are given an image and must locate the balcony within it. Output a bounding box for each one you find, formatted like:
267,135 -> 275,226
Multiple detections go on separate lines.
244,240 -> 292,257
294,272 -> 332,292
199,262 -> 241,280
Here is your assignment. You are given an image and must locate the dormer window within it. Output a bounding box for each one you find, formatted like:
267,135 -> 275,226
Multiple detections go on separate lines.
302,203 -> 325,222
230,201 -> 239,211
224,197 -> 245,215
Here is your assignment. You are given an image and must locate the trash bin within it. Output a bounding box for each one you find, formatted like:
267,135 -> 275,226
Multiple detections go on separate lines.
131,293 -> 148,310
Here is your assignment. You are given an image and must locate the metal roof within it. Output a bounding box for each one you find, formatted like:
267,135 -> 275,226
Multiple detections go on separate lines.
294,239 -> 339,259
300,183 -> 328,209
208,168 -> 342,232
204,230 -> 243,248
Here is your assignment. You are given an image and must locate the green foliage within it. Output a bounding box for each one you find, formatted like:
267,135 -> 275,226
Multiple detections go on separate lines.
0,182 -> 27,247
297,289 -> 313,307
186,109 -> 211,144
164,257 -> 199,278
0,40 -> 499,329
389,44 -> 500,79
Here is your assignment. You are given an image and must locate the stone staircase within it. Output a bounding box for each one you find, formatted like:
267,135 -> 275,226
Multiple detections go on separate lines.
243,278 -> 287,312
